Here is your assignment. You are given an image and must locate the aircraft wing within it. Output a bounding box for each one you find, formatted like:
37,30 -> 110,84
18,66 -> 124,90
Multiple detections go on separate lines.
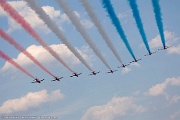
107,71 -> 113,73
31,81 -> 37,83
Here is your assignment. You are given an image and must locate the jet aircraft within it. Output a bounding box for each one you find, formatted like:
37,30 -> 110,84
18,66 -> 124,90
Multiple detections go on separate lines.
118,64 -> 129,68
51,76 -> 63,82
70,72 -> 82,77
107,69 -> 118,73
89,71 -> 100,75
31,78 -> 44,83
144,51 -> 156,56
158,46 -> 171,50
130,58 -> 142,63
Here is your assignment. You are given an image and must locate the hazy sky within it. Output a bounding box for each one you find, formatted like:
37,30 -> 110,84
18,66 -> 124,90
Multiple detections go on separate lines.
0,0 -> 180,120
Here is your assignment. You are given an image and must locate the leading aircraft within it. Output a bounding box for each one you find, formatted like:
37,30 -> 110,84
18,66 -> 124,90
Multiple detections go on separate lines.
158,46 -> 171,50
118,64 -> 129,68
89,71 -> 100,75
31,78 -> 44,83
51,76 -> 63,82
70,72 -> 82,77
107,69 -> 118,73
130,58 -> 142,63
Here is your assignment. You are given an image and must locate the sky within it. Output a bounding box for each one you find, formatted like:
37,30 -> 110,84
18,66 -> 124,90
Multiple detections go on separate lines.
0,0 -> 180,120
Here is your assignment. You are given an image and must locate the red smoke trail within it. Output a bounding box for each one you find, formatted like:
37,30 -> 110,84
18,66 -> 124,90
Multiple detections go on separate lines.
0,0 -> 74,73
0,29 -> 55,77
0,50 -> 35,79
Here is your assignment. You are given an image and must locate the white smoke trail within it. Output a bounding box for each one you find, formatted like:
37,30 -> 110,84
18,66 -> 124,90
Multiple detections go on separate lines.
80,0 -> 123,65
56,0 -> 111,69
0,0 -> 74,73
24,0 -> 93,71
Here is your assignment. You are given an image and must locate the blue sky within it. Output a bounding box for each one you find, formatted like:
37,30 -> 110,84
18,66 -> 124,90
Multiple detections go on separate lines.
0,0 -> 180,120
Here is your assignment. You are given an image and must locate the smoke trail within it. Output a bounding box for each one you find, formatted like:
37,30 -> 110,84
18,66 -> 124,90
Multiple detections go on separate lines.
128,0 -> 151,53
0,0 -> 74,73
24,0 -> 93,72
0,29 -> 55,77
56,0 -> 111,69
80,0 -> 124,65
0,50 -> 35,79
102,0 -> 136,59
152,0 -> 165,47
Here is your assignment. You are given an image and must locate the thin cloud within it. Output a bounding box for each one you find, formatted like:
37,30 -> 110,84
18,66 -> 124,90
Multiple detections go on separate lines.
121,67 -> 131,75
73,11 -> 94,29
1,44 -> 92,71
118,12 -> 127,19
167,44 -> 180,55
148,31 -> 179,49
148,81 -> 168,96
81,19 -> 94,29
147,77 -> 180,96
81,97 -> 146,120
0,89 -> 64,114
170,110 -> 180,120
121,63 -> 140,75
0,1 -> 69,33
117,11 -> 129,24
171,96 -> 180,103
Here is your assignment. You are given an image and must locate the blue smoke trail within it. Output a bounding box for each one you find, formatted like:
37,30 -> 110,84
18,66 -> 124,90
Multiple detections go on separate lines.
102,0 -> 136,59
152,0 -> 166,47
128,0 -> 151,53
